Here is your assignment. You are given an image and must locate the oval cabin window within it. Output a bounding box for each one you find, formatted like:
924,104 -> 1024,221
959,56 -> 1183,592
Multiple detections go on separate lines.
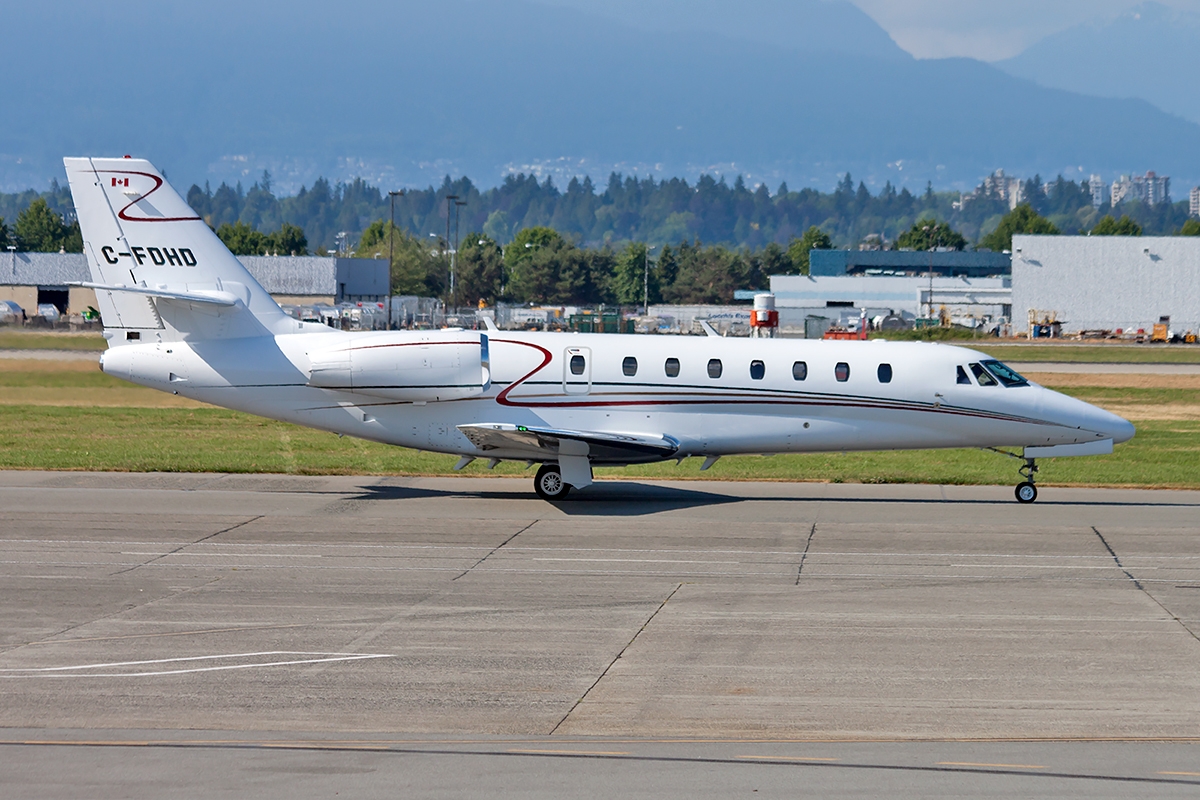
707,359 -> 723,379
664,357 -> 681,378
835,362 -> 850,382
792,361 -> 807,381
569,355 -> 586,375
877,363 -> 892,383
622,356 -> 638,377
750,360 -> 765,380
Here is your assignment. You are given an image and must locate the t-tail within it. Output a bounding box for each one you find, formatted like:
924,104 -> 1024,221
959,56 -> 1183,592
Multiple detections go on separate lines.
64,156 -> 297,344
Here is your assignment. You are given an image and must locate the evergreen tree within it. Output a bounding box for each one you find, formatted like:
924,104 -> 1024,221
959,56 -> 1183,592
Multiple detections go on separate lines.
786,226 -> 832,275
978,204 -> 1060,252
14,198 -> 77,252
896,217 -> 966,251
1090,215 -> 1142,236
454,233 -> 505,306
611,242 -> 659,306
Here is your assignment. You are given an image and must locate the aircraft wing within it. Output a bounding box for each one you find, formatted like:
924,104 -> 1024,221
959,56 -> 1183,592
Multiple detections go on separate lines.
458,423 -> 679,463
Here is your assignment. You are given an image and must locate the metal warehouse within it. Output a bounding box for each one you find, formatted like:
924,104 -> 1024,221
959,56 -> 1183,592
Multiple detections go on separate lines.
0,252 -> 388,317
1011,235 -> 1200,335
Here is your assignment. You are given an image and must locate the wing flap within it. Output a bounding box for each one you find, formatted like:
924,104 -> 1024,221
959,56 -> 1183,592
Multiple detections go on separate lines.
458,423 -> 679,463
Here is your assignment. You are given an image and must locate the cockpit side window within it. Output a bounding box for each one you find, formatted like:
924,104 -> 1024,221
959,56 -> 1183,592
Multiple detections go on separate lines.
969,363 -> 997,386
981,359 -> 1029,387
956,365 -> 971,385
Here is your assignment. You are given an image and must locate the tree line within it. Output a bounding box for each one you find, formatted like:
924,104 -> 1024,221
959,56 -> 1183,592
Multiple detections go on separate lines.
2,169 -> 1196,283
0,197 -> 82,253
181,169 -> 1198,252
355,201 -> 1179,307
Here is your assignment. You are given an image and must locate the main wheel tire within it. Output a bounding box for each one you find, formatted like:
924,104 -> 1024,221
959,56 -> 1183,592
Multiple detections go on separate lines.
534,464 -> 571,501
1015,481 -> 1038,504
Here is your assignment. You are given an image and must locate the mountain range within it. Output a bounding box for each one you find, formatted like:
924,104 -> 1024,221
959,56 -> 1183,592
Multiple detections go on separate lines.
998,2 -> 1200,126
2,0 -> 1198,195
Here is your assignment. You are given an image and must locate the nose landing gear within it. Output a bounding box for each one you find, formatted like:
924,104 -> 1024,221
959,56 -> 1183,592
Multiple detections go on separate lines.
985,448 -> 1041,503
1015,457 -> 1038,504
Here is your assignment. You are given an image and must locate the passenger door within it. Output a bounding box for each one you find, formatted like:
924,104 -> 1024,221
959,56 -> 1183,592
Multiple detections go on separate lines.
562,346 -> 592,395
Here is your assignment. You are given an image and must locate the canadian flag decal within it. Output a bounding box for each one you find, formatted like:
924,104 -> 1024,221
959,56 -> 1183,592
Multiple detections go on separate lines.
111,177 -> 129,187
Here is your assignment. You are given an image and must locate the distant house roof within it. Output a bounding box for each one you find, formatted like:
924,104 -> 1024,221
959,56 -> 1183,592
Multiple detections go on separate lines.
0,252 -> 387,298
810,249 -> 1011,277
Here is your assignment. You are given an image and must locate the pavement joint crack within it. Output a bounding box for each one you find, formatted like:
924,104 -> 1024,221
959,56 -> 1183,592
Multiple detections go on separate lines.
1092,526 -> 1200,645
795,522 -> 818,585
549,583 -> 683,736
452,521 -> 537,581
111,516 -> 264,575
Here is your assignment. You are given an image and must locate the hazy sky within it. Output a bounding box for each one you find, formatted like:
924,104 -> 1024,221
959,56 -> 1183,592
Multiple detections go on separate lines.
850,0 -> 1200,60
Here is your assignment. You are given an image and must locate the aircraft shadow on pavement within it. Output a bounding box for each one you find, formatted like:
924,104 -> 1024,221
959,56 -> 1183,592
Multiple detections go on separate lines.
348,481 -> 740,516
346,481 -> 1200,513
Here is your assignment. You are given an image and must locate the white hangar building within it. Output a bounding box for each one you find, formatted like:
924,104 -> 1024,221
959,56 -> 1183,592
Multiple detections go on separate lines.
1011,235 -> 1200,335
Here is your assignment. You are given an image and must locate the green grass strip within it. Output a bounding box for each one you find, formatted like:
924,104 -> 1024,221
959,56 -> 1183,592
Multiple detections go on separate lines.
0,331 -> 107,351
2,405 -> 1197,489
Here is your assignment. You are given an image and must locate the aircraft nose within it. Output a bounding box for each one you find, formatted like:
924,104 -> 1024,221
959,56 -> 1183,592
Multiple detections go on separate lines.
1105,414 -> 1136,444
1040,388 -> 1136,444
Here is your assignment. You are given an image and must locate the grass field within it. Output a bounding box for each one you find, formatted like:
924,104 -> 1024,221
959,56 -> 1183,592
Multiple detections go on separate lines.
4,328 -> 1200,362
1,358 -> 1197,488
0,330 -> 107,351
970,345 -> 1200,364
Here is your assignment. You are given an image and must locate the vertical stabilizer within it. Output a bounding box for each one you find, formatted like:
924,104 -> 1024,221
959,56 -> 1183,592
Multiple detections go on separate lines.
64,156 -> 295,342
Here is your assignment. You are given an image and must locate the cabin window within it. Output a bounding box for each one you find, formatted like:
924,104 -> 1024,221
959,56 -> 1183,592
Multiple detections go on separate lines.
970,362 -> 998,386
708,358 -> 723,379
957,365 -> 971,385
569,354 -> 586,376
835,362 -> 850,382
981,359 -> 1029,387
877,363 -> 892,383
622,356 -> 638,377
750,360 -> 765,380
664,357 -> 680,378
792,361 -> 807,381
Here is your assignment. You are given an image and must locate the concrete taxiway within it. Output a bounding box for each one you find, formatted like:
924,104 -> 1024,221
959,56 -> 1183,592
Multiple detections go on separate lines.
1,472 -> 1199,797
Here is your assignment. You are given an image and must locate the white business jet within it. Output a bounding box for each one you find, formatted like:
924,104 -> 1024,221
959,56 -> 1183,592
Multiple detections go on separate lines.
65,156 -> 1134,503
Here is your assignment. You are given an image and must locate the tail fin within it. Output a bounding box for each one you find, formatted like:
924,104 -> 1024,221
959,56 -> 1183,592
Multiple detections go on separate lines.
64,156 -> 294,343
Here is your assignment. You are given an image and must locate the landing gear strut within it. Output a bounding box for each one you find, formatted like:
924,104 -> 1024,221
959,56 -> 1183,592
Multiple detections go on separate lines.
1015,457 -> 1038,504
534,463 -> 571,501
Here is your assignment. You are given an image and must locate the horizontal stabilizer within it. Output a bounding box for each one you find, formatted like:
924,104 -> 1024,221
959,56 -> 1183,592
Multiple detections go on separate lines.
458,423 -> 679,464
71,281 -> 239,307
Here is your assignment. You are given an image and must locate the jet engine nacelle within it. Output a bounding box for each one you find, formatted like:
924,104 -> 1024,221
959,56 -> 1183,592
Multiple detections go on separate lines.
307,331 -> 489,402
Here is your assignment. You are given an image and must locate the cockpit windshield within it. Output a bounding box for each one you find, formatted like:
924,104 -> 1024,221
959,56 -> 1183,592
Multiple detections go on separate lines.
980,359 -> 1029,387
969,363 -> 997,386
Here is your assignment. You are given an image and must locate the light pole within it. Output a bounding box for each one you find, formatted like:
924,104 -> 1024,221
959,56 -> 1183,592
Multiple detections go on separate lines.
444,194 -> 459,311
643,244 -> 656,316
452,198 -> 466,312
387,190 -> 405,330
923,224 -> 934,320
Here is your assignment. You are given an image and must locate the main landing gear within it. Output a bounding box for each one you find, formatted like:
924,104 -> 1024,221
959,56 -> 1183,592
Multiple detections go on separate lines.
534,463 -> 571,501
1015,457 -> 1038,504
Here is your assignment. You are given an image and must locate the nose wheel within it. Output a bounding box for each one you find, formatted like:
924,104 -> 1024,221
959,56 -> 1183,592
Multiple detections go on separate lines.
534,464 -> 571,501
1015,457 -> 1038,504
